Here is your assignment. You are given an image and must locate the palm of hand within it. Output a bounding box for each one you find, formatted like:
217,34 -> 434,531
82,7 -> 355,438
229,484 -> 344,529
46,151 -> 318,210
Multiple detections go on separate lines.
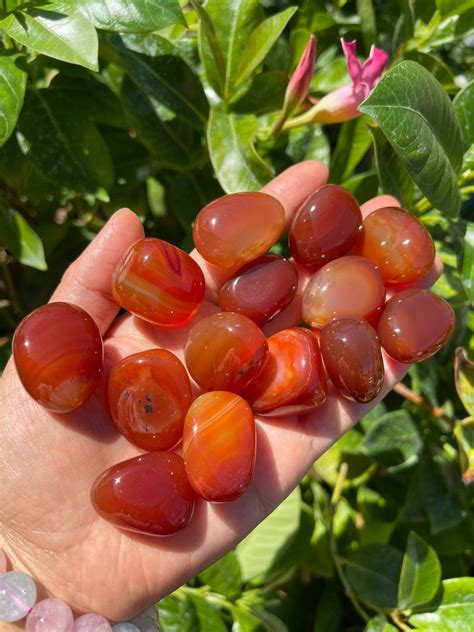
0,162 -> 441,622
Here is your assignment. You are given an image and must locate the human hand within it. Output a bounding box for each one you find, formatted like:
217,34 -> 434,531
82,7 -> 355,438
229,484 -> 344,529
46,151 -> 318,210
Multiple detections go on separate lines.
0,161 -> 442,623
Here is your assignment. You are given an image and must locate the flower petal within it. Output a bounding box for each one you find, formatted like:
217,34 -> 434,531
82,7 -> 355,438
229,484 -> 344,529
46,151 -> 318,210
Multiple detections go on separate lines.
361,45 -> 389,88
341,38 -> 362,83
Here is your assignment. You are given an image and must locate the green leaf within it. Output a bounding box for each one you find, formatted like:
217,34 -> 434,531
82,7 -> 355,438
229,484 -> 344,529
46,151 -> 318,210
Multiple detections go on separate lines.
359,61 -> 463,215
357,486 -> 396,546
409,577 -> 474,631
0,53 -> 27,148
342,171 -> 379,204
231,605 -> 263,632
0,208 -> 47,270
198,0 -> 262,98
436,0 -> 474,18
454,417 -> 474,485
312,57 -> 348,93
234,6 -> 297,88
16,89 -> 114,194
191,0 -> 225,93
419,456 -> 464,534
198,551 -> 242,600
356,0 -> 377,51
329,117 -> 372,183
313,582 -> 342,632
236,487 -> 301,581
455,348 -> 474,415
364,616 -> 398,632
344,544 -> 403,610
286,125 -> 330,164
461,223 -> 474,304
398,532 -> 442,610
207,106 -> 273,193
158,595 -> 197,632
232,70 -> 287,114
109,36 -> 208,130
189,596 -> 227,632
74,0 -> 185,32
402,51 -> 457,92
360,411 -> 423,470
0,3 -> 99,71
369,126 -> 414,207
453,81 -> 474,151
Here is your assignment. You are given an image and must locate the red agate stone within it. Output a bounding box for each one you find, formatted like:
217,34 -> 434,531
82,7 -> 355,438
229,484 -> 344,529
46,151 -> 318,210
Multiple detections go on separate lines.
184,312 -> 268,393
218,255 -> 298,325
320,318 -> 384,403
183,392 -> 255,502
353,207 -> 435,285
302,256 -> 385,328
193,192 -> 285,269
112,238 -> 205,326
91,451 -> 195,536
107,349 -> 192,451
243,328 -> 327,415
289,185 -> 363,267
378,289 -> 455,363
13,302 -> 103,413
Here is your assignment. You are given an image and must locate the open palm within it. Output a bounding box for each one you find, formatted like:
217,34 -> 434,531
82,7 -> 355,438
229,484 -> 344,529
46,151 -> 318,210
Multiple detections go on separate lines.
0,161 -> 441,623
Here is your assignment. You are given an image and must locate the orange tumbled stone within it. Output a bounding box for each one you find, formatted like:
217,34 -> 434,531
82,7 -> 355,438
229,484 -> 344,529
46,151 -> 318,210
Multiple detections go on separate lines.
112,238 -> 205,326
184,312 -> 268,393
91,451 -> 195,536
193,192 -> 285,269
13,302 -> 103,413
302,256 -> 385,328
243,328 -> 327,416
320,318 -> 384,403
183,392 -> 256,502
378,289 -> 455,363
107,349 -> 192,451
353,207 -> 435,284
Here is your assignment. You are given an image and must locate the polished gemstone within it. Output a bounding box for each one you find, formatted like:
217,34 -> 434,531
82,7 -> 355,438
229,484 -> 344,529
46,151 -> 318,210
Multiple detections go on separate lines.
302,256 -> 385,328
243,328 -> 327,415
320,318 -> 384,402
25,598 -> 74,632
218,255 -> 298,325
0,571 -> 37,623
378,289 -> 455,363
13,302 -> 103,413
184,312 -> 268,393
112,238 -> 205,326
183,392 -> 256,502
73,614 -> 112,631
193,192 -> 285,269
289,185 -> 362,267
92,452 -> 195,536
112,625 -> 140,632
130,613 -> 159,631
353,207 -> 435,284
107,349 -> 192,451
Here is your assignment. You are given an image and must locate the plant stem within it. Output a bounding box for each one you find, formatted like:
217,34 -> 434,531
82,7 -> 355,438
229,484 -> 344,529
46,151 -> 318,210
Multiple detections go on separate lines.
391,610 -> 413,631
393,382 -> 455,427
0,257 -> 22,316
2,0 -> 7,15
329,463 -> 371,624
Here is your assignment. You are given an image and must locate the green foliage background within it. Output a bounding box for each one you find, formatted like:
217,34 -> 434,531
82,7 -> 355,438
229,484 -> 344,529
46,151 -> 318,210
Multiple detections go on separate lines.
0,0 -> 473,630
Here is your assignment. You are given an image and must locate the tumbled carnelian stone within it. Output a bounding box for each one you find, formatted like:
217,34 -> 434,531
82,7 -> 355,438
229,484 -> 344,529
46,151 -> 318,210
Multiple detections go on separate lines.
353,207 -> 435,285
378,289 -> 455,363
243,328 -> 327,415
193,192 -> 285,269
184,312 -> 268,393
91,451 -> 195,536
302,256 -> 385,328
289,185 -> 363,268
13,302 -> 103,413
112,238 -> 205,326
218,255 -> 298,325
320,318 -> 384,403
183,392 -> 255,502
107,349 -> 192,451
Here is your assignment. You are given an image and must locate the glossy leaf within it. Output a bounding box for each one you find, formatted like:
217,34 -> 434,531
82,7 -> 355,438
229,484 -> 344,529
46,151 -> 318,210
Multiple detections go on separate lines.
232,70 -> 287,114
364,616 -> 397,632
453,81 -> 474,151
207,106 -> 273,192
0,3 -> 99,71
359,61 -> 463,215
369,126 -> 414,207
398,532 -> 442,610
190,596 -> 227,632
436,0 -> 474,17
198,551 -> 242,600
236,487 -> 301,580
16,90 -> 114,193
403,51 -> 457,92
191,0 -> 225,93
330,117 -> 372,183
74,0 -> 185,32
286,125 -> 330,164
409,577 -> 474,631
0,53 -> 27,148
234,6 -> 297,88
313,582 -> 342,632
0,208 -> 47,270
454,417 -> 474,485
419,456 -> 464,534
461,222 -> 474,304
455,347 -> 474,415
158,595 -> 197,632
344,544 -> 403,609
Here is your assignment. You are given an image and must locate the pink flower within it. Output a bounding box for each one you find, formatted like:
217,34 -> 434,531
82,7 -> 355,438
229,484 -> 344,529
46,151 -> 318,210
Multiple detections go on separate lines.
284,34 -> 317,115
311,38 -> 389,124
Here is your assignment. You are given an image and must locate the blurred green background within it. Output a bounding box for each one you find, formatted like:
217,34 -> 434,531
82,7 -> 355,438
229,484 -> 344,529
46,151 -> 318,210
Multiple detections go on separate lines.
0,1 -> 473,630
